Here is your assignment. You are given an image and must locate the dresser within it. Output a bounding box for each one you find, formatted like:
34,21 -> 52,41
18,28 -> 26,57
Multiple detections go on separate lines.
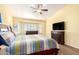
51,31 -> 65,44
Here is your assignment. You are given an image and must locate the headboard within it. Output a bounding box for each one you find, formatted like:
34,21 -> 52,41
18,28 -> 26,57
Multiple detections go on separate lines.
26,31 -> 38,35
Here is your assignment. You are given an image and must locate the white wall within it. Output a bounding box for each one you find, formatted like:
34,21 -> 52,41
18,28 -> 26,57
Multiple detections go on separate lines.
46,5 -> 79,49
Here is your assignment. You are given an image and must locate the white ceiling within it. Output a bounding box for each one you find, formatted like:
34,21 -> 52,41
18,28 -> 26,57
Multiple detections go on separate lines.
8,4 -> 65,20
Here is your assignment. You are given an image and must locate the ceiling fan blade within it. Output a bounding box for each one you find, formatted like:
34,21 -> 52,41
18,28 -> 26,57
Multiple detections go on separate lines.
30,6 -> 37,9
37,4 -> 43,9
37,4 -> 40,8
41,9 -> 48,11
33,11 -> 37,13
33,11 -> 42,14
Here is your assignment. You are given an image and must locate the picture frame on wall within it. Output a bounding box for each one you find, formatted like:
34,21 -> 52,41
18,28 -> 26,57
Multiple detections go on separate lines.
0,13 -> 2,23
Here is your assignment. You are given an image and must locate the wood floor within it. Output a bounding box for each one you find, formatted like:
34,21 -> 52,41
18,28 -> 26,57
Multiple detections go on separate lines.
58,45 -> 79,55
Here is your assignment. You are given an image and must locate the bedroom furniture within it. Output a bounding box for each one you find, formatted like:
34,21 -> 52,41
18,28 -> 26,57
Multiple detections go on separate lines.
51,31 -> 64,44
0,45 -> 4,54
52,22 -> 65,45
26,31 -> 59,55
0,45 -> 6,51
0,45 -> 8,55
0,24 -> 59,55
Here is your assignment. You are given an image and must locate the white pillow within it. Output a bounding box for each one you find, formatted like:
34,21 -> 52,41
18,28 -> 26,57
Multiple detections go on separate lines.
1,28 -> 8,32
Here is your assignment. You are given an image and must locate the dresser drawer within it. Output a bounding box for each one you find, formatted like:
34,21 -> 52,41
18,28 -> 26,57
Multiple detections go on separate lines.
51,31 -> 64,44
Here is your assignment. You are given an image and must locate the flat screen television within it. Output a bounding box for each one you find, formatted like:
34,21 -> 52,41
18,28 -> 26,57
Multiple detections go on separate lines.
53,22 -> 64,30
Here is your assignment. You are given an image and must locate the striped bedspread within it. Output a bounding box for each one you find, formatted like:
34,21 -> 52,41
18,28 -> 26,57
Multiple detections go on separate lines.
5,35 -> 59,55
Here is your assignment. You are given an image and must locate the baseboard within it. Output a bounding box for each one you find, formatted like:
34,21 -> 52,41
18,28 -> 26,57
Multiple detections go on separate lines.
64,44 -> 79,52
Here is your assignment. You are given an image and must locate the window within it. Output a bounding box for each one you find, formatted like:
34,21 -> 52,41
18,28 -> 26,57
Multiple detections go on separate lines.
25,23 -> 38,31
13,23 -> 42,34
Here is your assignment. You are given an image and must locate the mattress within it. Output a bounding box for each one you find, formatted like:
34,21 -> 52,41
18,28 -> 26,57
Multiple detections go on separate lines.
4,34 -> 59,55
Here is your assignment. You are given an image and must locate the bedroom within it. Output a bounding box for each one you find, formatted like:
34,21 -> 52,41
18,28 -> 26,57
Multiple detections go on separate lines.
0,4 -> 79,55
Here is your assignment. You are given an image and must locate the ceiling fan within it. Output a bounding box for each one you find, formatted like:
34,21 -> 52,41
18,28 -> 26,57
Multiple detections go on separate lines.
31,4 -> 48,14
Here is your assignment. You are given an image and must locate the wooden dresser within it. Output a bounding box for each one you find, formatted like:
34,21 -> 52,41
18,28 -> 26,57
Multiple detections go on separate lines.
51,31 -> 65,45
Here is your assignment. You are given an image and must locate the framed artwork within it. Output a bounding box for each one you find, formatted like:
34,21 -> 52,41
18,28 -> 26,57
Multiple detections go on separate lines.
0,14 -> 2,23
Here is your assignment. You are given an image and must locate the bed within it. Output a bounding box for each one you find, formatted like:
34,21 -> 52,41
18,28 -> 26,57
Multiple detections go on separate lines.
0,24 -> 59,55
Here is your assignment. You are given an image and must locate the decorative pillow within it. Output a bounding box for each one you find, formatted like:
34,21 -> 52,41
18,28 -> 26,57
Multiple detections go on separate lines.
1,32 -> 15,45
0,35 -> 9,46
1,28 -> 8,32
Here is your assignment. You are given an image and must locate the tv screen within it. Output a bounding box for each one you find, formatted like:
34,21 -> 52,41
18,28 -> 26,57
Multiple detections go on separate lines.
53,22 -> 64,30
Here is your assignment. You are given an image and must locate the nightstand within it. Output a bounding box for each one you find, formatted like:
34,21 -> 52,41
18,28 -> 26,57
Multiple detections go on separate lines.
0,45 -> 9,55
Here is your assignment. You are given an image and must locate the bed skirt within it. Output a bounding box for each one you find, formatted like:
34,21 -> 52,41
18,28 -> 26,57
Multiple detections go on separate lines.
29,48 -> 59,55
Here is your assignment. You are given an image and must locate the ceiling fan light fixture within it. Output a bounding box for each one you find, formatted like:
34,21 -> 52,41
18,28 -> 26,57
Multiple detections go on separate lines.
37,9 -> 41,12
31,4 -> 48,14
